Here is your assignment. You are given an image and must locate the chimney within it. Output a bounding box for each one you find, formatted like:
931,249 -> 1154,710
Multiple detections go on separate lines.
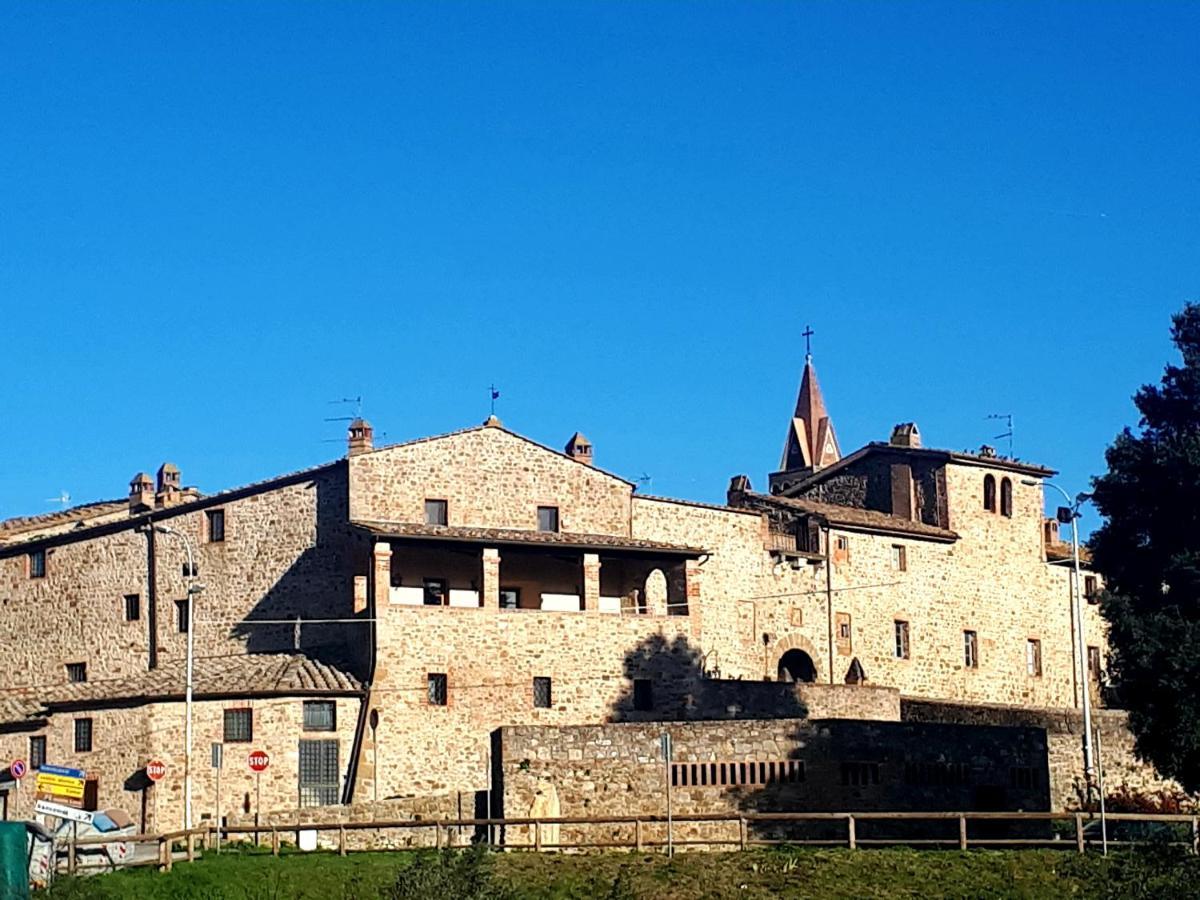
347,418 -> 374,456
155,462 -> 182,508
727,474 -> 752,505
129,472 -> 154,512
564,432 -> 593,466
889,422 -> 921,448
1043,517 -> 1060,546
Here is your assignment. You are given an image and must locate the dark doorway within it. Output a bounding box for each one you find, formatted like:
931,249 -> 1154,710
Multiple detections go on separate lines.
778,649 -> 817,683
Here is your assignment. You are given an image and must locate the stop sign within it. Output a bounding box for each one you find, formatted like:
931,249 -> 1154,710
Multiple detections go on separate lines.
146,759 -> 166,782
248,750 -> 270,773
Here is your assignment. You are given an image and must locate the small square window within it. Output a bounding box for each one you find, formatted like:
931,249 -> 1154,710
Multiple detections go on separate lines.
29,549 -> 46,579
74,718 -> 93,753
500,587 -> 520,609
1026,639 -> 1043,677
29,735 -> 46,769
182,562 -> 199,578
207,509 -> 226,543
835,536 -> 849,554
537,506 -> 560,533
894,621 -> 910,659
633,678 -> 654,711
963,630 -> 979,669
66,662 -> 87,683
427,673 -> 448,706
891,545 -> 907,571
176,599 -> 190,633
533,677 -> 552,709
124,593 -> 140,622
303,700 -> 336,731
224,708 -> 253,742
424,499 -> 448,527
423,578 -> 448,607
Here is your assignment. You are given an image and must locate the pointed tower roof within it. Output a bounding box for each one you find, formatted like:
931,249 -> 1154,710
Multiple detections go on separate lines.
780,354 -> 841,473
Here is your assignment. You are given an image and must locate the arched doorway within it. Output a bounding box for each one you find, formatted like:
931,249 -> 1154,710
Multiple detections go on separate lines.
777,649 -> 817,683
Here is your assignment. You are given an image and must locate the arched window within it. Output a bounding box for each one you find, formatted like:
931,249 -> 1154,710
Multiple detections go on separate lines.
1000,477 -> 1013,517
983,475 -> 996,512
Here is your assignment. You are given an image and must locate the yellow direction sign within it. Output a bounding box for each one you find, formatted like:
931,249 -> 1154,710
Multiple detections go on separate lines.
34,764 -> 86,803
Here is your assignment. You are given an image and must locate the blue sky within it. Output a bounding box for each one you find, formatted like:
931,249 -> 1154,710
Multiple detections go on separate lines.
1,2 -> 1196,536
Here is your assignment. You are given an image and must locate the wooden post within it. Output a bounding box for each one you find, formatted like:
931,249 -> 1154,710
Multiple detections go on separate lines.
339,825 -> 347,856
1075,813 -> 1085,854
1192,816 -> 1198,856
158,837 -> 168,872
435,822 -> 442,849
635,819 -> 643,852
164,837 -> 174,872
271,827 -> 280,856
739,817 -> 747,851
847,815 -> 856,850
68,823 -> 77,875
186,832 -> 195,862
959,816 -> 968,851
534,820 -> 542,852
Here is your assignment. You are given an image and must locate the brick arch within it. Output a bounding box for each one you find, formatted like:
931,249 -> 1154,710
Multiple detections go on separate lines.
774,633 -> 821,682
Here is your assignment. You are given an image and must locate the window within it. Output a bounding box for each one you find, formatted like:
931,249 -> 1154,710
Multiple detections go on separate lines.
423,578 -> 448,607
633,678 -> 654,711
834,535 -> 850,558
298,739 -> 339,807
66,662 -> 87,683
182,562 -> 199,578
303,701 -> 336,732
424,499 -> 448,527
983,475 -> 997,512
894,620 -> 910,659
891,545 -> 907,571
74,718 -> 93,753
1026,639 -> 1043,677
840,762 -> 880,786
427,673 -> 448,706
537,506 -> 560,533
176,599 -> 190,633
29,549 -> 46,579
905,761 -> 969,787
1088,646 -> 1102,683
1085,576 -> 1099,604
29,736 -> 46,770
207,509 -> 226,542
963,630 -> 979,669
672,759 -> 804,788
533,677 -> 552,709
124,593 -> 140,622
1000,478 -> 1013,517
835,612 -> 852,655
1010,766 -> 1038,789
223,708 -> 253,743
500,587 -> 520,609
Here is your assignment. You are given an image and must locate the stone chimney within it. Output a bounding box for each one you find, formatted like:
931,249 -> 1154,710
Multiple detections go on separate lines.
1043,517 -> 1060,546
129,472 -> 154,512
889,422 -> 921,448
727,474 -> 752,505
347,418 -> 374,456
564,432 -> 593,466
155,463 -> 182,508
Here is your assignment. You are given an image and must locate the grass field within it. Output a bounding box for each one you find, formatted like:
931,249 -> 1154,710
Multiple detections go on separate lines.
33,844 -> 1200,899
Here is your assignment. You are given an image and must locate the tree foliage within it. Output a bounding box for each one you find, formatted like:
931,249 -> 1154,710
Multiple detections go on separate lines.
1091,302 -> 1200,793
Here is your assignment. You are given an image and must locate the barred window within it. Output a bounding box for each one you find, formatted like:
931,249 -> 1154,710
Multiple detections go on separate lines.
74,718 -> 93,753
29,549 -> 45,579
29,735 -> 46,769
894,620 -> 910,659
427,673 -> 448,706
533,677 -> 552,709
298,739 -> 339,807
224,708 -> 253,743
1010,765 -> 1038,789
303,701 -> 336,732
840,761 -> 880,786
66,662 -> 87,683
124,593 -> 140,621
207,509 -> 226,543
672,759 -> 804,788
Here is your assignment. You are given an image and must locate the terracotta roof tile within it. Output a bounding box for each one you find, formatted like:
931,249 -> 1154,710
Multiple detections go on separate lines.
353,520 -> 705,555
745,492 -> 959,542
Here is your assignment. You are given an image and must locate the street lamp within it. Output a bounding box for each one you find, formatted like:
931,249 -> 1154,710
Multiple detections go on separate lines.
153,524 -> 204,830
1025,478 -> 1095,796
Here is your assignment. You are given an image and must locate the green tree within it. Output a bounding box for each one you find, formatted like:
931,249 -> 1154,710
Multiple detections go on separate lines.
1091,302 -> 1200,793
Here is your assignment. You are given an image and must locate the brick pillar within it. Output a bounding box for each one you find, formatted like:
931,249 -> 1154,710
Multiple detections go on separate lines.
372,541 -> 392,609
582,553 -> 601,613
482,547 -> 500,608
353,575 -> 368,614
684,560 -> 702,610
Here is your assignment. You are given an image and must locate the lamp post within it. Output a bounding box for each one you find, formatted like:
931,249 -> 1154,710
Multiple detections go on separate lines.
1028,479 -> 1095,796
153,524 -> 203,829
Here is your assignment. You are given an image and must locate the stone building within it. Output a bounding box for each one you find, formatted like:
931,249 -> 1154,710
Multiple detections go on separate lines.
0,365 -> 1178,833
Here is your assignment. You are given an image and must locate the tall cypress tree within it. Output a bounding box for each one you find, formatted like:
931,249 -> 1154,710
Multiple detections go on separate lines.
1092,302 -> 1200,792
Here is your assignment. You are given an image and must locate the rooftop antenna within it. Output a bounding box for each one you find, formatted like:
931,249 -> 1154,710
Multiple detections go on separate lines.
987,413 -> 1014,458
488,385 -> 500,417
635,473 -> 652,492
321,396 -> 365,444
45,490 -> 71,508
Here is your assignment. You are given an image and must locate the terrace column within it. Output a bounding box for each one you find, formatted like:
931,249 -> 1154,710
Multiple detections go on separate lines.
482,547 -> 501,608
372,541 -> 392,608
582,553 -> 601,613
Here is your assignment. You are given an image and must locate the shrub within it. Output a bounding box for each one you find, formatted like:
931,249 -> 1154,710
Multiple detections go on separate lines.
380,846 -> 515,900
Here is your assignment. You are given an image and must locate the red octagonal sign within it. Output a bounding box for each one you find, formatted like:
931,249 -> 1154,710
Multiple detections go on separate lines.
248,750 -> 270,773
146,759 -> 167,782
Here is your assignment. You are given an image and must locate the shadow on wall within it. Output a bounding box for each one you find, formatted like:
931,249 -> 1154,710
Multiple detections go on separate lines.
230,467 -> 372,679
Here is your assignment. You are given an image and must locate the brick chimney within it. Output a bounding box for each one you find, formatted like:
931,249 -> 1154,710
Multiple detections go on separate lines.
155,463 -> 182,508
1043,517 -> 1060,546
564,432 -> 593,466
348,418 -> 374,456
129,472 -> 154,512
889,422 -> 921,448
727,474 -> 752,505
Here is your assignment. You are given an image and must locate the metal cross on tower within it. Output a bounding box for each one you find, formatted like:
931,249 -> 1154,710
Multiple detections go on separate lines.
802,325 -> 815,359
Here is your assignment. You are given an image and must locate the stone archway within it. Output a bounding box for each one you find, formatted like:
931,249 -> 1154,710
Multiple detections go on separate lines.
774,634 -> 821,683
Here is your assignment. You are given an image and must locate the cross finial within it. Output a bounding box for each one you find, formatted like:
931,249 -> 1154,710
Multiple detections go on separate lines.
489,384 -> 500,416
802,325 -> 814,359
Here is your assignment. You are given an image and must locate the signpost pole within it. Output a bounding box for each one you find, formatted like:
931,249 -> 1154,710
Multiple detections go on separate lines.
216,764 -> 222,854
661,733 -> 673,859
255,771 -> 262,847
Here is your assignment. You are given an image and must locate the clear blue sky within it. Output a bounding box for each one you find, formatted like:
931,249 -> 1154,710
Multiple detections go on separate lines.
2,2 -> 1196,537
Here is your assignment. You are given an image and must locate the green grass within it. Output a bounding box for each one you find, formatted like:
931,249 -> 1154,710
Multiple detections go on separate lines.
34,843 -> 1200,899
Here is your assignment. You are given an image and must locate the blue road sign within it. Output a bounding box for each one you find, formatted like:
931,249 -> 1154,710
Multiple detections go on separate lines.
38,764 -> 85,780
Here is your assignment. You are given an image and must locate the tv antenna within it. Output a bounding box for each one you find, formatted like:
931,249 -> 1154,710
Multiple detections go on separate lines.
488,385 -> 501,417
45,490 -> 71,508
986,413 -> 1014,458
325,396 -> 363,422
635,473 -> 652,492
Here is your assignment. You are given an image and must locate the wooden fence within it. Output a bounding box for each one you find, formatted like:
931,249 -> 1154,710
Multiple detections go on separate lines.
56,810 -> 1200,875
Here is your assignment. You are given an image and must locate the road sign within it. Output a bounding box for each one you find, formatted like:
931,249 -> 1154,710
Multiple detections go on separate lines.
35,772 -> 85,801
211,743 -> 223,769
248,750 -> 270,773
34,799 -> 94,825
145,760 -> 166,782
10,759 -> 27,779
39,764 -> 85,780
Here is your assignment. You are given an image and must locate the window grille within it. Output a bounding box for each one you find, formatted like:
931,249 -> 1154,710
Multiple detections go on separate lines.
671,759 -> 804,788
207,509 -> 226,542
533,677 -> 552,709
74,718 -> 93,753
29,735 -> 46,769
298,739 -> 339,807
894,621 -> 910,659
303,701 -> 336,731
29,550 -> 45,579
66,662 -> 87,683
427,673 -> 448,706
840,761 -> 880,786
224,708 -> 253,743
